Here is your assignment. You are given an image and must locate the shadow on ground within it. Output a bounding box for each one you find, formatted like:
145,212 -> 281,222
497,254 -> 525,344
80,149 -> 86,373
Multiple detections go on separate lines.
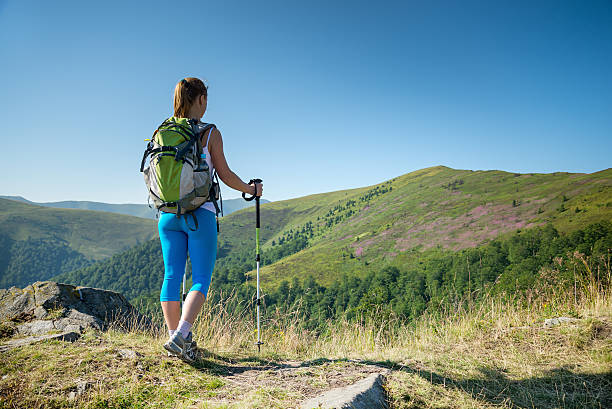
187,353 -> 362,376
184,351 -> 611,408
382,359 -> 611,409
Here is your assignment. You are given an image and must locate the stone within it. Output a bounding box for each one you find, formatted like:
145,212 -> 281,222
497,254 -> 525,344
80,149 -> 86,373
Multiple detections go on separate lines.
68,379 -> 92,399
301,371 -> 390,409
77,380 -> 90,394
543,317 -> 579,328
117,348 -> 143,359
16,319 -> 55,336
0,281 -> 156,338
0,331 -> 81,352
33,306 -> 48,319
0,287 -> 36,322
63,324 -> 84,333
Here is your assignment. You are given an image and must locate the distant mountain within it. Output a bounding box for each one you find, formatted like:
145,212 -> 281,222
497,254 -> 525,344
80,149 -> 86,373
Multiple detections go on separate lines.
0,196 -> 270,219
0,199 -> 157,288
52,166 -> 612,303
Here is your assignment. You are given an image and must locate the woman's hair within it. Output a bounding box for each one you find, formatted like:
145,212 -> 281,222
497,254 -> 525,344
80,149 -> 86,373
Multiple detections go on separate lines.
173,77 -> 208,118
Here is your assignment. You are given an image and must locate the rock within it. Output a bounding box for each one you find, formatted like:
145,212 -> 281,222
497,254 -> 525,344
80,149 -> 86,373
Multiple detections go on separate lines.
33,306 -> 48,319
0,331 -> 81,352
16,319 -> 55,336
301,371 -> 390,409
63,324 -> 84,333
117,349 -> 143,359
0,281 -> 156,338
543,317 -> 579,328
0,287 -> 36,322
68,379 -> 92,400
54,309 -> 102,332
76,380 -> 90,394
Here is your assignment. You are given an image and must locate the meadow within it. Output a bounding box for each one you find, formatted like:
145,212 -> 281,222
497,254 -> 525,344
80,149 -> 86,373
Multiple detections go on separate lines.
1,250 -> 609,408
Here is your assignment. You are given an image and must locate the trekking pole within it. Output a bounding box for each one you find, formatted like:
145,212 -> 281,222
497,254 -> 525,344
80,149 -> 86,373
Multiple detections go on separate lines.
243,178 -> 263,352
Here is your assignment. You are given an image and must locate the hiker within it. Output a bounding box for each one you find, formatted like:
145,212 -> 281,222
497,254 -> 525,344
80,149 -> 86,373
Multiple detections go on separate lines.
157,77 -> 263,362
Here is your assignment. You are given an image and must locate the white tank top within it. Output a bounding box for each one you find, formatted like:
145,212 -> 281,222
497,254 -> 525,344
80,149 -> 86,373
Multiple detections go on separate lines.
201,127 -> 216,214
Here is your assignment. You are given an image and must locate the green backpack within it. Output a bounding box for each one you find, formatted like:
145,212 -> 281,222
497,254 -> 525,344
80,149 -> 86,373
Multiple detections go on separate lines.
140,117 -> 221,228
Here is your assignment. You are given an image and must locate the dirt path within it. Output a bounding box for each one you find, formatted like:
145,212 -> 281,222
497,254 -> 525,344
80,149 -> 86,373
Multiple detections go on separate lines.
185,353 -> 392,408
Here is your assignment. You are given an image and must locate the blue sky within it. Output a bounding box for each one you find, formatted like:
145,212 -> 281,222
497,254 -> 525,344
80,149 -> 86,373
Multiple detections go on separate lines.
1,0 -> 610,203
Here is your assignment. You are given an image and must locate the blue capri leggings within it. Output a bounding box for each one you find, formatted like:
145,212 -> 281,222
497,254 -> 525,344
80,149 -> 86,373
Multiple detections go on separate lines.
158,207 -> 217,302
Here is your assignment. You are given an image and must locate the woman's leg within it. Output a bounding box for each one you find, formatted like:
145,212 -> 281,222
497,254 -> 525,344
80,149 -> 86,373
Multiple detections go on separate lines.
158,213 -> 188,333
180,290 -> 206,324
180,209 -> 217,325
161,301 -> 181,331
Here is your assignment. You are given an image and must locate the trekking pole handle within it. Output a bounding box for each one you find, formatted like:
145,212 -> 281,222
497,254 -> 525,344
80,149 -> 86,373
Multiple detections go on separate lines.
242,178 -> 263,202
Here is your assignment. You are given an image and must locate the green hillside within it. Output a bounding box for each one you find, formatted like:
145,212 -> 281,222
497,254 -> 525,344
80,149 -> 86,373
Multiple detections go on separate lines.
237,166 -> 612,286
52,167 -> 612,313
0,199 -> 157,288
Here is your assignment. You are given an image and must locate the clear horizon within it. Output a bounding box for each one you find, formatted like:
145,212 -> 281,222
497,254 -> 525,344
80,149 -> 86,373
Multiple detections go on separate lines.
1,1 -> 611,203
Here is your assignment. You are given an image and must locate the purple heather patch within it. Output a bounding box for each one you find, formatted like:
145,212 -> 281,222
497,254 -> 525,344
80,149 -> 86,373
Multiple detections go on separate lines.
393,202 -> 543,252
469,205 -> 490,218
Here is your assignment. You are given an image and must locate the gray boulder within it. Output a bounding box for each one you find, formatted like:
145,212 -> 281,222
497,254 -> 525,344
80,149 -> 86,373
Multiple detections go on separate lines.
301,371 -> 390,409
0,281 -> 156,337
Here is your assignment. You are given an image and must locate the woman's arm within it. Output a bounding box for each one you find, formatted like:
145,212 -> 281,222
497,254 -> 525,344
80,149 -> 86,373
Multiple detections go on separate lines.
208,128 -> 262,196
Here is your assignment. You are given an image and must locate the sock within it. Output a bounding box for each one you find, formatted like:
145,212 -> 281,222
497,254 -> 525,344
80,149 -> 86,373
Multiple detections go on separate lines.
168,329 -> 177,338
177,320 -> 193,338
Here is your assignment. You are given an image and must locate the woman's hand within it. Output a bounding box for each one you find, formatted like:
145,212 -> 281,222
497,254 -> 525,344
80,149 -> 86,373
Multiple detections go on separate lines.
249,181 -> 263,197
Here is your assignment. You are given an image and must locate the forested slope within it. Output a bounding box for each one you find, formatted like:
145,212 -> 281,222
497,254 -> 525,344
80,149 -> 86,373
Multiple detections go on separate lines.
0,199 -> 156,288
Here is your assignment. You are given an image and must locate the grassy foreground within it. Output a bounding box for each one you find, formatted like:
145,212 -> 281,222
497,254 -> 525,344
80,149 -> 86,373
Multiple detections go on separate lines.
1,281 -> 611,408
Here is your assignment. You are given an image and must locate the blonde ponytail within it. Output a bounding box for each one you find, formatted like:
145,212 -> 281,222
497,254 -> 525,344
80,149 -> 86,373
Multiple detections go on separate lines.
173,77 -> 207,118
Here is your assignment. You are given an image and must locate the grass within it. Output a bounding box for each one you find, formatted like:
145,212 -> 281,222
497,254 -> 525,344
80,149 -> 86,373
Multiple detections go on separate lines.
1,259 -> 611,408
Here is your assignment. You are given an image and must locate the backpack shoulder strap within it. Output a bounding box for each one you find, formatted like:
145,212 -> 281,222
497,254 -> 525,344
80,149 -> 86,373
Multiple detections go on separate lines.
205,126 -> 215,150
196,123 -> 216,148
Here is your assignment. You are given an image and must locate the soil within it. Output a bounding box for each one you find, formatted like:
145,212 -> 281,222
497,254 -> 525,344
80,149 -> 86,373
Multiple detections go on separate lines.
185,353 -> 392,408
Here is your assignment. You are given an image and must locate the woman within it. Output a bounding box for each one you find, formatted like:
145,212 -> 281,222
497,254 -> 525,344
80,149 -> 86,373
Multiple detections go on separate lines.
160,77 -> 262,362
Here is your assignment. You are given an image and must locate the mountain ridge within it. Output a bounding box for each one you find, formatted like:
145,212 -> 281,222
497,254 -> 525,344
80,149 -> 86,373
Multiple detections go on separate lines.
0,196 -> 271,220
0,199 -> 157,288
